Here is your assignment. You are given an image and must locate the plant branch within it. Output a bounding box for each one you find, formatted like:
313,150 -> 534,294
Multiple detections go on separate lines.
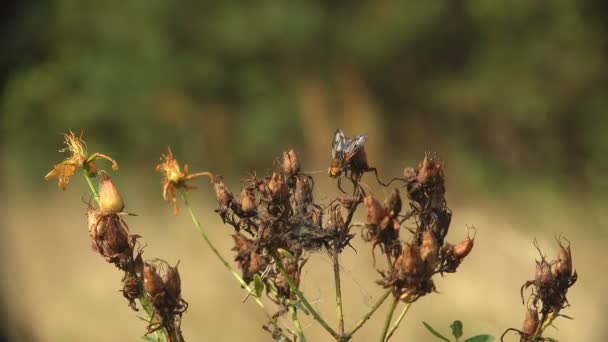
83,172 -> 100,203
180,191 -> 265,310
273,254 -> 339,339
332,248 -> 345,337
531,310 -> 557,340
384,302 -> 412,341
379,297 -> 399,342
343,288 -> 392,339
289,304 -> 306,342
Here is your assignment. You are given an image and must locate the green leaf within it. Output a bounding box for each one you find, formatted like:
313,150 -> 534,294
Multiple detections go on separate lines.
422,322 -> 451,342
142,336 -> 160,342
277,248 -> 295,260
464,334 -> 495,342
451,320 -> 464,339
253,274 -> 265,298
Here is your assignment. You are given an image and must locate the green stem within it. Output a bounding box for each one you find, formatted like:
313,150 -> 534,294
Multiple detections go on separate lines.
332,248 -> 345,337
384,302 -> 412,341
273,255 -> 339,339
82,171 -> 166,341
180,191 -> 265,309
83,172 -> 100,203
531,311 -> 557,340
289,304 -> 306,342
344,288 -> 392,339
380,298 -> 399,342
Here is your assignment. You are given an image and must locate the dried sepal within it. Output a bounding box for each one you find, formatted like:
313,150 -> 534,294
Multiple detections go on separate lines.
282,149 -> 300,177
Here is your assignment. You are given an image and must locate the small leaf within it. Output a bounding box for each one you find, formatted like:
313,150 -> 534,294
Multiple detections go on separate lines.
464,334 -> 495,342
253,274 -> 265,298
277,248 -> 295,260
142,336 -> 160,342
422,322 -> 451,342
451,320 -> 464,339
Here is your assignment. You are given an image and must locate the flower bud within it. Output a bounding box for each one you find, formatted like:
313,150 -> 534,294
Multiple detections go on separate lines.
164,262 -> 182,300
397,243 -> 421,277
282,149 -> 300,177
522,308 -> 539,336
535,259 -> 554,286
240,188 -> 257,214
97,171 -> 124,214
416,154 -> 444,185
364,195 -> 385,225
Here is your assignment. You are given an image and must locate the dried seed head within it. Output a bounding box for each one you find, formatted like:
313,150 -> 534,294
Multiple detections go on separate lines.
522,308 -> 539,336
535,259 -> 554,286
294,176 -> 313,205
97,171 -> 125,214
452,234 -> 475,259
403,167 -> 416,181
384,188 -> 402,219
213,177 -> 234,208
282,149 -> 300,177
416,153 -> 444,185
419,230 -> 439,267
249,252 -> 267,275
555,239 -> 573,278
364,195 -> 385,225
105,216 -> 130,255
143,263 -> 164,298
268,172 -> 289,202
164,262 -> 182,299
397,243 -> 422,277
240,188 -> 257,214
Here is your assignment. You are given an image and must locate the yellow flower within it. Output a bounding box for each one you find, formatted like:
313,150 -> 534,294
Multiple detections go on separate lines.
45,131 -> 118,190
156,147 -> 213,215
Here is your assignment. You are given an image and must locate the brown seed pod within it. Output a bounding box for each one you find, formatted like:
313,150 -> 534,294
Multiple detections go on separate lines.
364,195 -> 385,225
268,172 -> 289,202
522,308 -> 539,337
384,188 -> 402,219
282,149 -> 300,177
294,176 -> 313,206
397,243 -> 422,278
164,262 -> 182,300
105,216 -> 131,255
240,188 -> 257,214
249,252 -> 268,275
87,208 -> 103,240
213,177 -> 234,208
419,230 -> 439,267
143,263 -> 164,298
452,232 -> 475,259
535,259 -> 554,286
555,238 -> 573,278
416,153 -> 444,185
98,171 -> 125,214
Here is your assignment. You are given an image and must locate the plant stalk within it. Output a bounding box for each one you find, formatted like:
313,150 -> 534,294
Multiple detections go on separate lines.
289,304 -> 306,342
180,191 -> 265,310
343,288 -> 392,339
332,248 -> 345,337
379,297 -> 399,342
384,302 -> 412,341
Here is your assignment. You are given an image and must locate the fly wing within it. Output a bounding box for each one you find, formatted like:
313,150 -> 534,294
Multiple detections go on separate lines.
344,133 -> 368,159
331,129 -> 346,159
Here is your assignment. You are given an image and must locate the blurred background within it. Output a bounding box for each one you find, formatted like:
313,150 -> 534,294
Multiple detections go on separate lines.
1,1 -> 607,341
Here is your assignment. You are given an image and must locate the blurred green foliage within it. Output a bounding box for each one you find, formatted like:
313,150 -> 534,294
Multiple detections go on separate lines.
1,0 -> 607,193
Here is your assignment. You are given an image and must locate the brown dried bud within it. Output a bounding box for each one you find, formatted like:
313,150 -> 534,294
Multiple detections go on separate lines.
555,240 -> 573,278
87,208 -> 102,240
240,188 -> 257,214
98,171 -> 124,214
452,235 -> 475,259
213,178 -> 234,208
164,262 -> 182,300
311,207 -> 323,227
522,308 -> 539,336
282,149 -> 300,177
268,172 -> 289,202
403,167 -> 416,181
535,259 -> 554,286
294,176 -> 313,205
397,243 -> 422,277
105,216 -> 130,255
419,231 -> 439,267
416,154 -> 444,185
364,195 -> 385,225
143,263 -> 164,298
249,252 -> 267,275
384,188 -> 402,219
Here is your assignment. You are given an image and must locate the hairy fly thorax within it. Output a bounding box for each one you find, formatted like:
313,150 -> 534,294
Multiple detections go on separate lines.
328,129 -> 370,178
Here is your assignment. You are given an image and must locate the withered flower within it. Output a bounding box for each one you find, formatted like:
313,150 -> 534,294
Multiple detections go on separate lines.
156,147 -> 214,215
364,195 -> 385,225
45,131 -> 118,190
240,188 -> 257,214
282,149 -> 301,177
268,172 -> 289,202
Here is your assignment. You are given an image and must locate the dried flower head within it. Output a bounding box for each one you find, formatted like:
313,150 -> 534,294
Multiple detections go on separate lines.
45,131 -> 118,190
364,195 -> 385,225
156,147 -> 214,215
282,149 -> 300,177
522,308 -> 539,337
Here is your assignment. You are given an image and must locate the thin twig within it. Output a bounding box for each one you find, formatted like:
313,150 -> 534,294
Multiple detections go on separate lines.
180,191 -> 265,310
273,254 -> 339,339
332,248 -> 345,337
83,172 -> 100,203
384,302 -> 412,341
344,288 -> 392,339
380,297 -> 399,342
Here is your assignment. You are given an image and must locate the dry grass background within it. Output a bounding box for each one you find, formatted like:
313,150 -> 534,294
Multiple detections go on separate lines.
2,169 -> 606,342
